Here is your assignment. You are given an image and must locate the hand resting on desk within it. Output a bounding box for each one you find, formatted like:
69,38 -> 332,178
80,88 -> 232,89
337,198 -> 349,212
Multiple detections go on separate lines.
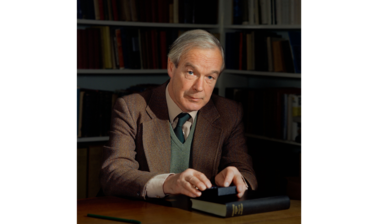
162,166 -> 247,198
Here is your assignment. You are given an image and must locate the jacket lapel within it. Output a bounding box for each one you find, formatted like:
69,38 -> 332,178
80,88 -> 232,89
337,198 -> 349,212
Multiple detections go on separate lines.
191,99 -> 222,178
142,82 -> 171,173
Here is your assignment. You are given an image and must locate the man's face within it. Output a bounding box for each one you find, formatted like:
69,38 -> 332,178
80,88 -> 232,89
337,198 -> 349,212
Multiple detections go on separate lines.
167,47 -> 222,112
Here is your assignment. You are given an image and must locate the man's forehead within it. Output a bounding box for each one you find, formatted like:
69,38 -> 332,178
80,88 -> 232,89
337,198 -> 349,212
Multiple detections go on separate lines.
179,48 -> 222,69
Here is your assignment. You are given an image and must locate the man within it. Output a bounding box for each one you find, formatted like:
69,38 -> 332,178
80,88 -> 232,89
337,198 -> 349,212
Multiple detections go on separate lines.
100,29 -> 257,200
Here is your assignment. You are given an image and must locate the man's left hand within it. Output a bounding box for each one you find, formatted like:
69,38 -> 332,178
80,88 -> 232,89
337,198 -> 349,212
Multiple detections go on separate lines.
215,166 -> 247,198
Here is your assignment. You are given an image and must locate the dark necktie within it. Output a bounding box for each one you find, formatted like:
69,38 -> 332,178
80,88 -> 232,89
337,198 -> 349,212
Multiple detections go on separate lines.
174,113 -> 191,143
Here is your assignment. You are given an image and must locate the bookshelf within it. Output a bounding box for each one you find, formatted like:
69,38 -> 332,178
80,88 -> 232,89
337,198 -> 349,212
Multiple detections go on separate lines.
77,0 -> 301,145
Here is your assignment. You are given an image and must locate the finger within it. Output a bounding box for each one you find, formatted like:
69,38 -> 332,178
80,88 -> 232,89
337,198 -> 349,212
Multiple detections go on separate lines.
186,176 -> 207,191
193,172 -> 212,189
223,170 -> 235,187
233,175 -> 246,198
182,180 -> 202,197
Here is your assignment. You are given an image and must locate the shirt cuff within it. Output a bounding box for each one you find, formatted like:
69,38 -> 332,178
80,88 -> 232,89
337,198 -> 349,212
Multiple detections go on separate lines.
145,173 -> 174,198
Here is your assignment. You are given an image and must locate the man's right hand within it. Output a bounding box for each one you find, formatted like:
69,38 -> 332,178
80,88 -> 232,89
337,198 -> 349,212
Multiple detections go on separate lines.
163,168 -> 212,197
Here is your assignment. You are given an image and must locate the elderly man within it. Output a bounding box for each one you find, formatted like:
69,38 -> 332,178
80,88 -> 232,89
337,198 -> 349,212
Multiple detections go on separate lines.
100,29 -> 257,200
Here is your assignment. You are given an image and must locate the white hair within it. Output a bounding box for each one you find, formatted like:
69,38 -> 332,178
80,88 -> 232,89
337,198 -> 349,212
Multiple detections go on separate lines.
168,29 -> 225,71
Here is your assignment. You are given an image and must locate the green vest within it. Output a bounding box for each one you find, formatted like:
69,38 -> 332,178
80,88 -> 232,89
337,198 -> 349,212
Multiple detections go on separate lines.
169,117 -> 197,173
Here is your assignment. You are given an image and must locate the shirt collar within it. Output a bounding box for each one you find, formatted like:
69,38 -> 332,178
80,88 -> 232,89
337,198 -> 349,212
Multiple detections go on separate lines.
165,83 -> 198,123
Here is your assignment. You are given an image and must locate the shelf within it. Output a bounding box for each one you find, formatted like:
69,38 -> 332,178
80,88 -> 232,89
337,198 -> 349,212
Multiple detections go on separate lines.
245,133 -> 301,146
224,25 -> 301,30
77,69 -> 168,75
77,19 -> 219,29
77,136 -> 109,143
224,70 -> 301,78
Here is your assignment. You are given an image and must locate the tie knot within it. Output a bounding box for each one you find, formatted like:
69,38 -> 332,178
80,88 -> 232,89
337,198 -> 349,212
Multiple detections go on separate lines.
176,113 -> 190,127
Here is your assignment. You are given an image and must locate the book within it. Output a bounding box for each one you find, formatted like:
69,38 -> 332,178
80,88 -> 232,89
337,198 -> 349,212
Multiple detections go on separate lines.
191,191 -> 290,217
77,147 -> 88,199
232,0 -> 242,24
115,29 -> 124,68
130,0 -> 138,21
291,94 -> 301,142
246,32 -> 255,70
119,0 -> 131,21
94,26 -> 112,69
247,0 -> 255,25
173,0 -> 179,23
272,40 -> 284,72
267,36 -> 283,72
93,0 -> 100,20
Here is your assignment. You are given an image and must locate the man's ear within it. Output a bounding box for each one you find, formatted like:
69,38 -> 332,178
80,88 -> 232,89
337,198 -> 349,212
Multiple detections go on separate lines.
167,58 -> 175,78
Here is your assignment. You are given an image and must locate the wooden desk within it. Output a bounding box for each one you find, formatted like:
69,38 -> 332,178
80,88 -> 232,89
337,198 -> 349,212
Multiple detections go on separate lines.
78,196 -> 301,224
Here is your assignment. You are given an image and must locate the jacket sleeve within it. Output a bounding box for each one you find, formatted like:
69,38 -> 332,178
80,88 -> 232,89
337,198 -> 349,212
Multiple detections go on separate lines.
100,97 -> 161,199
218,102 -> 258,190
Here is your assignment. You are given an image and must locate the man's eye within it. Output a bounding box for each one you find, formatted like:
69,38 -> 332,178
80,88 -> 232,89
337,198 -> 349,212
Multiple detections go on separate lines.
188,71 -> 194,75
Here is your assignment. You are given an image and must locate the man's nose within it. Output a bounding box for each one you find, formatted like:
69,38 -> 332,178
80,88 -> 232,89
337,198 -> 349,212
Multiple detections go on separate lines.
193,76 -> 204,91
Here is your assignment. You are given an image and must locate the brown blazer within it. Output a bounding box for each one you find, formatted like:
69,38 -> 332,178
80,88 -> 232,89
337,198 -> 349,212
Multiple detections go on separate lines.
100,81 -> 257,199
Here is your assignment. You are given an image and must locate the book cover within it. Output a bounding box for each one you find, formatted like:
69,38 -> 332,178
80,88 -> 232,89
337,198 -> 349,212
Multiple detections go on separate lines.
191,191 -> 290,217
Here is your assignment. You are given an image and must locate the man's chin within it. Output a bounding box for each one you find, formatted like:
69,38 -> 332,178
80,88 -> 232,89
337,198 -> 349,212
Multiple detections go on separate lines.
183,103 -> 205,112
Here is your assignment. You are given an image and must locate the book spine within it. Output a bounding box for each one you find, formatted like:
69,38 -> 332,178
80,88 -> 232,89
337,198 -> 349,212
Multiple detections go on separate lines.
93,0 -> 100,19
225,196 -> 290,217
101,26 -> 112,68
115,29 -> 125,69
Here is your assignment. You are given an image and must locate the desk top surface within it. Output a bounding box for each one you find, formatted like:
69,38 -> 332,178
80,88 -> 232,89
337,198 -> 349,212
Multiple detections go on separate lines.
78,196 -> 301,224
